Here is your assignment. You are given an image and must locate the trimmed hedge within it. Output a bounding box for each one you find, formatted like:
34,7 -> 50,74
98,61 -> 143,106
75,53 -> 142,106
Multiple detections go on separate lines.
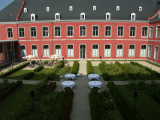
23,71 -> 34,80
87,61 -> 94,75
99,61 -> 110,80
34,65 -> 43,72
0,62 -> 29,78
71,61 -> 79,74
0,81 -> 22,101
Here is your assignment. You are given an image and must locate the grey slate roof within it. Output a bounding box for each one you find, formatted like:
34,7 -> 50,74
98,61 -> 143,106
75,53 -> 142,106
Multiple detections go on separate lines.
0,0 -> 160,22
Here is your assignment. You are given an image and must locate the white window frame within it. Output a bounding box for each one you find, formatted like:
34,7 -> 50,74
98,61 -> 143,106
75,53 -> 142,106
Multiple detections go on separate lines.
20,45 -> 26,57
55,44 -> 62,56
46,7 -> 50,12
149,26 -> 153,38
104,44 -> 111,57
116,6 -> 120,11
106,12 -> 111,20
93,6 -> 96,11
117,26 -> 124,37
43,44 -> 50,57
31,13 -> 36,21
139,6 -> 142,11
129,26 -> 136,37
105,26 -> 112,37
141,26 -> 148,38
67,44 -> 74,57
92,44 -> 99,57
80,12 -> 85,20
154,45 -> 159,60
116,44 -> 123,57
69,6 -> 73,11
67,26 -> 74,37
30,27 -> 37,38
55,13 -> 60,20
54,26 -> 61,37
7,27 -> 13,38
131,13 -> 136,20
128,44 -> 135,57
79,25 -> 86,37
148,44 -> 152,58
24,8 -> 27,13
42,26 -> 49,37
18,27 -> 25,38
140,45 -> 147,57
92,25 -> 99,37
31,45 -> 38,57
156,25 -> 160,38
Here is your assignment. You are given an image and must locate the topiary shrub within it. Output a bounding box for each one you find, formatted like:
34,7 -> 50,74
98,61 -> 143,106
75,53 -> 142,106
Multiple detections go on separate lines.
87,61 -> 94,75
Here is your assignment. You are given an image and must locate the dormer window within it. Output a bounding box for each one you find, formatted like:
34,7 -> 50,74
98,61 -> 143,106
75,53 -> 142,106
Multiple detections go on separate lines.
55,13 -> 60,20
24,8 -> 27,13
106,12 -> 111,20
116,6 -> 120,11
93,6 -> 96,11
69,6 -> 73,11
139,6 -> 142,11
31,14 -> 36,21
131,13 -> 136,20
46,7 -> 50,12
80,12 -> 85,20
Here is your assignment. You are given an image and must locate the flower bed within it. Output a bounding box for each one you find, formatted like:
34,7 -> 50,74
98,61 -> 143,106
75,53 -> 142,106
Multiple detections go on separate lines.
87,61 -> 94,75
71,61 -> 79,74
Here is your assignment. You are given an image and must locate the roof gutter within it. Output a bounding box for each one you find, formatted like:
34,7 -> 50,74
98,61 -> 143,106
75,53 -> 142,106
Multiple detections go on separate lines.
16,0 -> 26,21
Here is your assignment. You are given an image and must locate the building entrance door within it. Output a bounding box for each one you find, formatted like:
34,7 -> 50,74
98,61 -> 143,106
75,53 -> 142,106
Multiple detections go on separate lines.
80,45 -> 86,59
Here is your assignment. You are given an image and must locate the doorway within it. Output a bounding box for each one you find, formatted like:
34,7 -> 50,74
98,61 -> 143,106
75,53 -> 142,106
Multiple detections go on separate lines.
80,44 -> 86,59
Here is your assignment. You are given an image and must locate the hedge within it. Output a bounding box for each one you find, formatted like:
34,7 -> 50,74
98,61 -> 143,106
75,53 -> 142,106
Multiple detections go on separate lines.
87,61 -> 94,75
0,62 -> 29,78
34,65 -> 43,72
71,61 -> 79,74
23,71 -> 34,80
99,61 -> 110,80
0,81 -> 22,101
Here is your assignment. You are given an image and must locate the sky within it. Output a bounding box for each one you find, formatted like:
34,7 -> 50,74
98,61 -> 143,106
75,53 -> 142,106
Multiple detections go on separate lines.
0,0 -> 14,11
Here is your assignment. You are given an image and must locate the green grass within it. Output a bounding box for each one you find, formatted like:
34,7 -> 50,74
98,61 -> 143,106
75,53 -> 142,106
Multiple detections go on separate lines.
30,68 -> 53,80
116,85 -> 160,120
146,60 -> 160,68
5,70 -> 33,80
0,84 -> 34,120
93,66 -> 102,75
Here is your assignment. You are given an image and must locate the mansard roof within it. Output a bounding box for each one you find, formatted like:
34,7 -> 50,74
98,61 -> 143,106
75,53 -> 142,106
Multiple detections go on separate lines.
0,0 -> 160,22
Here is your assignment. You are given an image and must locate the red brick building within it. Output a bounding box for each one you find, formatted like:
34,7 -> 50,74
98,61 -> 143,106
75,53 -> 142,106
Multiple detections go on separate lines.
0,0 -> 160,66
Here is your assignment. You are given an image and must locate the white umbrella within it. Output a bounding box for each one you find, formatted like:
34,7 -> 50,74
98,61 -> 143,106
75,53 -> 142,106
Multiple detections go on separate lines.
49,54 -> 63,59
22,55 -> 37,59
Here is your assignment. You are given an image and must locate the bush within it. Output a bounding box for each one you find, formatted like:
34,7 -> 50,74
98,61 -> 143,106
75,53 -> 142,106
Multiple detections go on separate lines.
87,61 -> 94,75
23,71 -> 34,80
71,61 -> 79,74
0,62 -> 29,78
34,65 -> 43,72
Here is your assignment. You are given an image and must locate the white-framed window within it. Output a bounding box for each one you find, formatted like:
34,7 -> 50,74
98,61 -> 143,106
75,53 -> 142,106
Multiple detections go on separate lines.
46,7 -> 50,12
43,45 -> 50,57
42,27 -> 49,37
92,26 -> 99,37
31,13 -> 36,21
148,45 -> 152,58
116,6 -> 120,11
30,27 -> 37,37
117,26 -> 124,37
117,44 -> 123,57
80,12 -> 85,20
67,26 -> 73,37
19,27 -> 25,38
140,45 -> 147,57
92,44 -> 99,57
24,8 -> 27,13
154,46 -> 159,60
32,45 -> 38,57
55,26 -> 61,37
128,45 -> 135,57
104,44 -> 111,57
55,45 -> 61,56
130,26 -> 136,37
106,12 -> 111,20
7,28 -> 13,38
139,6 -> 142,11
67,44 -> 74,57
80,26 -> 86,37
20,45 -> 26,57
55,13 -> 60,20
149,26 -> 153,38
156,26 -> 160,38
131,13 -> 136,20
105,26 -> 112,37
93,6 -> 96,11
142,27 -> 148,37
69,6 -> 73,11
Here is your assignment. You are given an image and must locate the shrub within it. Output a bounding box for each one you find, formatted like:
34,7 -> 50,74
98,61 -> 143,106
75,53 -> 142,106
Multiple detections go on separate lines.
87,61 -> 94,75
0,62 -> 29,78
34,65 -> 43,72
71,61 -> 79,74
23,71 -> 34,80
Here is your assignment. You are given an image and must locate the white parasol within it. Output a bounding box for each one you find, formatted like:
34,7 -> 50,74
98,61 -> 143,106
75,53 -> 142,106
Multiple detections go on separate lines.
49,54 -> 63,59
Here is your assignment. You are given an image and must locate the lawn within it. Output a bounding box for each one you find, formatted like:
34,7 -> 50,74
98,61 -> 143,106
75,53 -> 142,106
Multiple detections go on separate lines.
0,84 -> 34,120
5,70 -> 33,80
93,66 -> 102,75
